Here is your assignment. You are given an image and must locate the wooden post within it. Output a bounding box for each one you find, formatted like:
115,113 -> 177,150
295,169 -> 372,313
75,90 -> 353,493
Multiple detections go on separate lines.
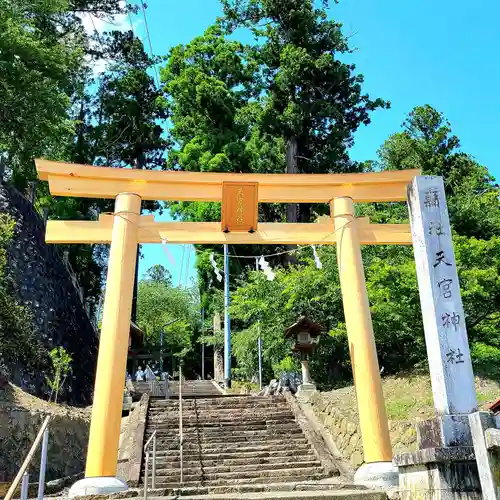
85,192 -> 141,478
332,196 -> 392,464
407,176 -> 477,416
213,312 -> 223,382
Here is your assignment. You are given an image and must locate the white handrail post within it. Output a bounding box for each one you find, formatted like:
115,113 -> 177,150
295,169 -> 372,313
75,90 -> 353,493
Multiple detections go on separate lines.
152,434 -> 156,489
37,427 -> 49,500
4,416 -> 50,500
143,451 -> 149,500
21,472 -> 29,500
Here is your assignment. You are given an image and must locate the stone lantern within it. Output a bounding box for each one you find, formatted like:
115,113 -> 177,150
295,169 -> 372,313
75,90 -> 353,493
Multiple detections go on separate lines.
284,316 -> 324,401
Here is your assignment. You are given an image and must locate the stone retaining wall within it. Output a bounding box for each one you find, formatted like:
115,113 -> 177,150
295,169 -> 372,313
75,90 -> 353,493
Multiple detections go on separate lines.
309,391 -> 417,469
0,182 -> 98,404
0,401 -> 90,482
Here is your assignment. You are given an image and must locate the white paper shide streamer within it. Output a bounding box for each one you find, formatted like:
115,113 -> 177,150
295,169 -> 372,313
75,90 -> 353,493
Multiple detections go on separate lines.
210,252 -> 223,282
258,256 -> 275,281
311,245 -> 322,269
161,238 -> 176,266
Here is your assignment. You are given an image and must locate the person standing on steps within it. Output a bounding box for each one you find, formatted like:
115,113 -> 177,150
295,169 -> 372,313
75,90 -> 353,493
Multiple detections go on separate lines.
135,365 -> 144,381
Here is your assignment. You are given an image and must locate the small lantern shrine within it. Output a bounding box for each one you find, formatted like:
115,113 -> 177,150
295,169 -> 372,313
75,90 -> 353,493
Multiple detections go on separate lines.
285,316 -> 324,398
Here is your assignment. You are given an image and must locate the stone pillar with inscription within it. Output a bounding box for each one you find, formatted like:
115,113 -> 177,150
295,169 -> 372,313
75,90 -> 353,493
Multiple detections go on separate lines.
395,176 -> 482,500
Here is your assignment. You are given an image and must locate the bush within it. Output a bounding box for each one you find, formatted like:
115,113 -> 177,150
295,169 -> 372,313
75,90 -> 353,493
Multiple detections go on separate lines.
272,356 -> 300,378
471,342 -> 500,380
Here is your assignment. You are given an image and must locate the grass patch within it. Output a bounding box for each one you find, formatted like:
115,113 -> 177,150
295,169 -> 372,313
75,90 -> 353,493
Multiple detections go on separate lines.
325,373 -> 500,422
227,380 -> 259,394
386,395 -> 418,420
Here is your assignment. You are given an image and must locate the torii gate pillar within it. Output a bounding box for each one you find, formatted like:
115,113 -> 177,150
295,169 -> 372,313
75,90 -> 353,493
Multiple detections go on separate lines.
70,192 -> 141,498
333,197 -> 397,486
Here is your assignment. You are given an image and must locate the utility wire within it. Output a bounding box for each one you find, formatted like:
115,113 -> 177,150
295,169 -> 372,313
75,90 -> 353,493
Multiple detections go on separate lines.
184,246 -> 192,286
127,3 -> 135,34
178,245 -> 186,287
139,1 -> 161,88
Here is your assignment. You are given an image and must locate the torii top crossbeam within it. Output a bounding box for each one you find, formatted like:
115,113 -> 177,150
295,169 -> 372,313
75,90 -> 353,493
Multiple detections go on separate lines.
35,159 -> 420,245
36,159 -> 419,203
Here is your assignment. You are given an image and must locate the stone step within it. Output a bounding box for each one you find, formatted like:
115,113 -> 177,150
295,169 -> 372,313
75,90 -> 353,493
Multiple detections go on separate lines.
148,413 -> 292,422
147,411 -> 295,420
144,453 -> 317,469
146,422 -> 302,431
150,400 -> 286,409
152,396 -> 282,403
149,410 -> 290,417
151,398 -> 286,405
145,431 -> 302,440
151,442 -> 312,455
144,460 -> 322,476
145,468 -> 326,488
150,399 -> 288,414
152,466 -> 324,482
145,488 -> 386,500
150,407 -> 288,412
143,479 -> 377,497
149,435 -> 307,448
147,415 -> 296,427
144,425 -> 302,436
156,444 -> 314,462
148,429 -> 305,439
151,403 -> 288,409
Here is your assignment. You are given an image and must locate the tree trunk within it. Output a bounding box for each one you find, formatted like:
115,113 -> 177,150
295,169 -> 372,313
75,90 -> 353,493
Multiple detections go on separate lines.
286,137 -> 299,222
131,153 -> 145,322
213,312 -> 224,382
131,254 -> 139,322
285,137 -> 299,265
214,348 -> 224,383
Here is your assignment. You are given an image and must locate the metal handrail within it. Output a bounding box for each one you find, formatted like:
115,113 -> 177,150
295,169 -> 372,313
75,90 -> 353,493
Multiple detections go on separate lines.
164,374 -> 169,399
5,416 -> 50,500
179,365 -> 184,485
143,430 -> 157,500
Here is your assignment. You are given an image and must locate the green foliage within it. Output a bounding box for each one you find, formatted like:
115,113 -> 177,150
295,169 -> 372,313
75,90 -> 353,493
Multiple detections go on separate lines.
377,104 -> 500,239
0,0 -> 84,187
163,0 -> 389,312
46,346 -> 72,403
1,1 -> 167,311
0,214 -> 14,278
385,395 -> 419,420
272,356 -> 300,378
221,0 -> 389,174
137,277 -> 199,359
229,105 -> 500,387
145,265 -> 172,285
471,343 -> 500,380
0,214 -> 44,373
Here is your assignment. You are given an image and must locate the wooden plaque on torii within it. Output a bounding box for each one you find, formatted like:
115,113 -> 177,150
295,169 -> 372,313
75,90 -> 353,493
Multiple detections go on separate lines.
221,181 -> 259,233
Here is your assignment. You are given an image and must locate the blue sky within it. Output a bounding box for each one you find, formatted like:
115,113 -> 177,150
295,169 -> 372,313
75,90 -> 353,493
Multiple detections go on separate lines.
125,0 -> 500,284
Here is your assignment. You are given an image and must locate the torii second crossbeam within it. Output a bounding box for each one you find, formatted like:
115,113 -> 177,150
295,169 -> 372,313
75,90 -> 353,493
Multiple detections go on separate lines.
45,215 -> 412,245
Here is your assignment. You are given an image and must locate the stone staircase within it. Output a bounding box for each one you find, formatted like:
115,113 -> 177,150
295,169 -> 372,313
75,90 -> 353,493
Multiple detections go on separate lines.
142,395 -> 329,494
168,380 -> 224,398
130,379 -> 223,400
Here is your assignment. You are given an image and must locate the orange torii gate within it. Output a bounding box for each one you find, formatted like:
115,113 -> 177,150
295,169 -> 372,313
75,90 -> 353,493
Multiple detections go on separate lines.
35,159 -> 419,496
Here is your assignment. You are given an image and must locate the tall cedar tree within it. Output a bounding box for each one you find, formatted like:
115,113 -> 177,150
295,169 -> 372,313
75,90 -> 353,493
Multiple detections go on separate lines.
163,0 -> 388,308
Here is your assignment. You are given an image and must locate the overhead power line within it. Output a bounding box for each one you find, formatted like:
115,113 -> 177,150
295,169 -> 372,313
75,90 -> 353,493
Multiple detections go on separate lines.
139,1 -> 161,88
